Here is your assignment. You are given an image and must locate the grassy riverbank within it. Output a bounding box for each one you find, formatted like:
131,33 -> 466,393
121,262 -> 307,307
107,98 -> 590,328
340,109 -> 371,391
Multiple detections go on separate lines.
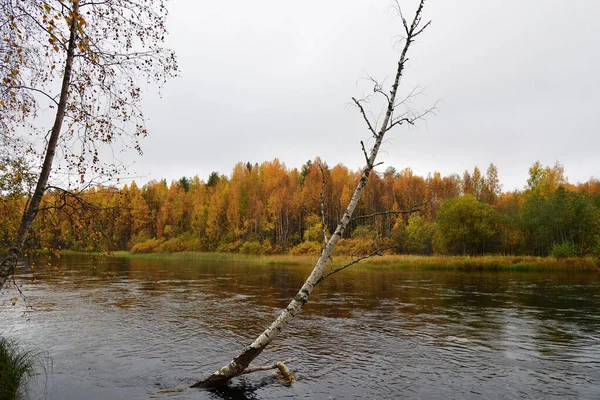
60,250 -> 600,271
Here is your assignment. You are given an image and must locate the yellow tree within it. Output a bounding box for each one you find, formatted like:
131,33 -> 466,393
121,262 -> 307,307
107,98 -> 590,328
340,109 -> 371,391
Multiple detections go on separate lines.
128,181 -> 152,244
0,0 -> 177,289
261,159 -> 291,250
526,161 -> 566,198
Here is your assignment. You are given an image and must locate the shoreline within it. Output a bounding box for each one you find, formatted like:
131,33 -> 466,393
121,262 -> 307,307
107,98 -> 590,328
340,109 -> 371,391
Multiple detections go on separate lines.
57,250 -> 600,271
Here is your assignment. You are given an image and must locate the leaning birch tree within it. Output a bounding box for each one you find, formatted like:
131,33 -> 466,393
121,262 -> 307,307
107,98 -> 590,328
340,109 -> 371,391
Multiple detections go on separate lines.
0,0 -> 177,290
192,0 -> 432,389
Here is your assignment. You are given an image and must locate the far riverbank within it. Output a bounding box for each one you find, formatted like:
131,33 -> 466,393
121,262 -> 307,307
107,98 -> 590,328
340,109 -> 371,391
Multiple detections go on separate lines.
58,251 -> 600,271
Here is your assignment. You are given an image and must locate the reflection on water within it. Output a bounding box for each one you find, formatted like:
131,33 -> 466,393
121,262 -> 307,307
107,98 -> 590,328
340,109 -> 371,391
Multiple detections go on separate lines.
1,255 -> 599,399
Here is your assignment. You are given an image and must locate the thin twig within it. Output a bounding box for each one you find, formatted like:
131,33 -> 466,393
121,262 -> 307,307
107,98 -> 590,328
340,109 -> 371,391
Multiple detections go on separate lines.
351,197 -> 432,223
317,245 -> 398,283
352,97 -> 377,138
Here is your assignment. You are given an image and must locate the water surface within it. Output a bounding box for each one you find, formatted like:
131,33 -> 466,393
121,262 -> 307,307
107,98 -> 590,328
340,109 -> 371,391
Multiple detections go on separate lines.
1,256 -> 599,399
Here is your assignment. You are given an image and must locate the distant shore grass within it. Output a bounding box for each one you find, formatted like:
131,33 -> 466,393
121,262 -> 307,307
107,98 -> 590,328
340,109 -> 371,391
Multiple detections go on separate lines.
58,250 -> 600,271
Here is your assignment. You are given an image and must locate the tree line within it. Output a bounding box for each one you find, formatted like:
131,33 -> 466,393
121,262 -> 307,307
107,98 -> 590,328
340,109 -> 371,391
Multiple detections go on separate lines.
1,159 -> 599,258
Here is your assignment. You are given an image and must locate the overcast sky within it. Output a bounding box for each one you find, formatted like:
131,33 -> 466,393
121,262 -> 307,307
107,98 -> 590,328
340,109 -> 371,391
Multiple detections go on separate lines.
130,0 -> 599,191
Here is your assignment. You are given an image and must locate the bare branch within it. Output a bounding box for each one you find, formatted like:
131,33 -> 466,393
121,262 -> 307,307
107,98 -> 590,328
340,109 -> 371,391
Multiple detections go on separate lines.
35,185 -> 102,219
386,102 -> 439,132
352,97 -> 377,138
360,141 -> 371,167
414,20 -> 432,37
363,74 -> 391,105
395,85 -> 426,108
394,0 -> 410,36
351,197 -> 432,223
317,245 -> 398,283
9,86 -> 59,107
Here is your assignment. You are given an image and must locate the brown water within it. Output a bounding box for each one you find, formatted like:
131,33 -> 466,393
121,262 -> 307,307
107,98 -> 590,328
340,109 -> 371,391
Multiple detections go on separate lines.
1,255 -> 600,399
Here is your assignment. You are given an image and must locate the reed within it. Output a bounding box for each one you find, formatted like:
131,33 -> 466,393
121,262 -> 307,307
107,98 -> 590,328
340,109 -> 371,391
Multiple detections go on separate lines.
0,337 -> 39,400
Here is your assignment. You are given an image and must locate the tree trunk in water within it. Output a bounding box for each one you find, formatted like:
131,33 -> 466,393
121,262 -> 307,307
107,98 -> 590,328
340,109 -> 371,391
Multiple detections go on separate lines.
0,2 -> 79,290
192,157 -> 377,388
192,1 -> 430,388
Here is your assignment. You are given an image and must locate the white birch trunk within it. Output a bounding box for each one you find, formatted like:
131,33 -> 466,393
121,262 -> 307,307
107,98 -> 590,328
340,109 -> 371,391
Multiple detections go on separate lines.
0,2 -> 79,290
192,0 -> 429,388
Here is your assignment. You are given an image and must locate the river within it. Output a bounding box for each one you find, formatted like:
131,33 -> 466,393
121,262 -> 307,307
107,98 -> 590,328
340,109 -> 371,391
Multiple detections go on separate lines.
1,255 -> 599,399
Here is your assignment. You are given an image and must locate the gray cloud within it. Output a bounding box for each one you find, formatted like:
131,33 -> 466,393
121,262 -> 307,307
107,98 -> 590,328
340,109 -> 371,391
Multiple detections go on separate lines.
130,0 -> 600,191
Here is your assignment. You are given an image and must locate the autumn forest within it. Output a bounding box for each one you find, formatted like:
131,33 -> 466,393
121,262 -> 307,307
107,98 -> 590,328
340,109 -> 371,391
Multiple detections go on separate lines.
1,158 -> 599,259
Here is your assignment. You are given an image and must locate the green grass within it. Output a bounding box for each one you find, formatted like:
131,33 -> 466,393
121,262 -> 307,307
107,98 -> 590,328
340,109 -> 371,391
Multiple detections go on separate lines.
350,254 -> 600,271
59,250 -> 600,271
0,336 -> 39,400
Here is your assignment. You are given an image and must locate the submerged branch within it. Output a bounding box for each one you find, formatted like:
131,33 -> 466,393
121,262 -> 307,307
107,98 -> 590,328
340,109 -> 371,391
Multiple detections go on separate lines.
241,357 -> 296,384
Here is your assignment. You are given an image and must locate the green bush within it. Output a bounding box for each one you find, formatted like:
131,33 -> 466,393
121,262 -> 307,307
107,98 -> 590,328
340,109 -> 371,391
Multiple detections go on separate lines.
0,337 -> 38,400
303,214 -> 328,243
239,241 -> 262,255
550,241 -> 576,259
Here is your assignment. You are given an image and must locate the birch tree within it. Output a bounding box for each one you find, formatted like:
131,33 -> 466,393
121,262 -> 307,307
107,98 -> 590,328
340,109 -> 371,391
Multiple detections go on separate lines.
192,0 -> 433,389
0,0 -> 177,289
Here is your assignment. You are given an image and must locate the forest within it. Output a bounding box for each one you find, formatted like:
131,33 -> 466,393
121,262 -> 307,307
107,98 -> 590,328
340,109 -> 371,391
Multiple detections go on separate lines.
1,158 -> 599,259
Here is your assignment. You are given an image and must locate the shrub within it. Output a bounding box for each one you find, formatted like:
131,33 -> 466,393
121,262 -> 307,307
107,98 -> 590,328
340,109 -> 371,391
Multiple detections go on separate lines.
216,239 -> 243,253
130,238 -> 163,253
239,241 -> 262,255
261,240 -> 275,254
303,214 -> 328,243
289,241 -> 322,255
158,233 -> 200,253
550,241 -> 576,259
128,232 -> 151,248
